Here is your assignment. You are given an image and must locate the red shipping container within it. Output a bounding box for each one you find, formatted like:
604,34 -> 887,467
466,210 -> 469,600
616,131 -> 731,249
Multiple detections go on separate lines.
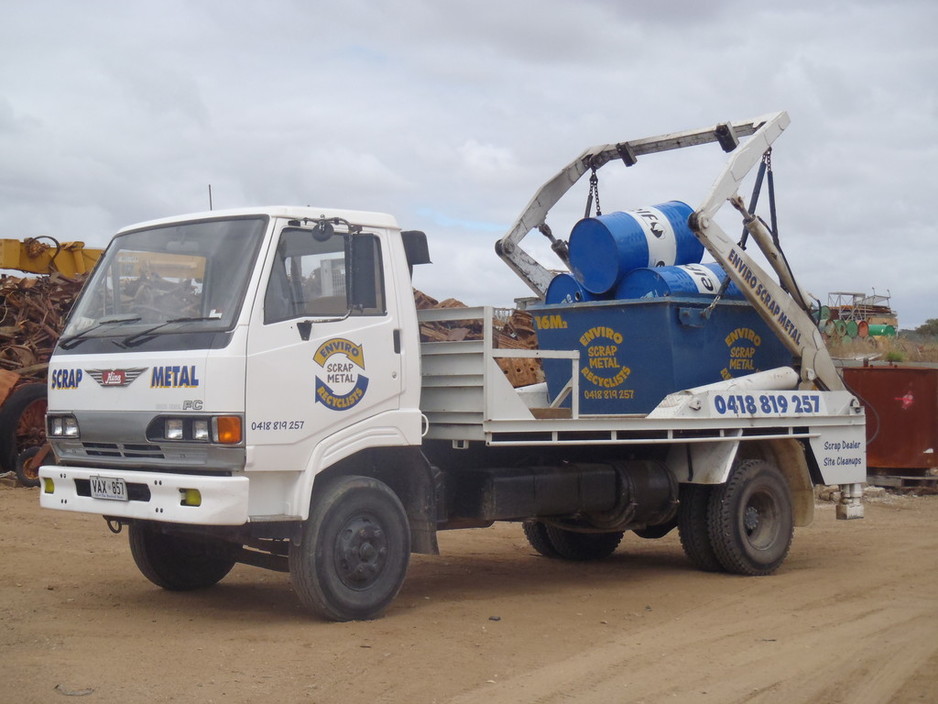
842,364 -> 938,471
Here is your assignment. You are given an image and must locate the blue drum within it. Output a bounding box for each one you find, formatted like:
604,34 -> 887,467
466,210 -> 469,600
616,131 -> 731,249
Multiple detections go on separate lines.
568,201 -> 703,294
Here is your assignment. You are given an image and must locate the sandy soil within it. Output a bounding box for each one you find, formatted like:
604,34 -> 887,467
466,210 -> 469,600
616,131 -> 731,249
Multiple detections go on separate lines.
2,484 -> 936,704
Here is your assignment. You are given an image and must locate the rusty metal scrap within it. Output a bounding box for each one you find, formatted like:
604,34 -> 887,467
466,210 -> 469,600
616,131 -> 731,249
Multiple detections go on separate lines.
414,289 -> 543,387
0,277 -> 545,393
0,273 -> 87,385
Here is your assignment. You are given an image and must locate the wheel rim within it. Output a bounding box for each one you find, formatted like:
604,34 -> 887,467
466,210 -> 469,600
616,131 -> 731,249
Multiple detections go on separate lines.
334,513 -> 389,590
16,398 -> 47,451
17,446 -> 42,482
741,488 -> 780,550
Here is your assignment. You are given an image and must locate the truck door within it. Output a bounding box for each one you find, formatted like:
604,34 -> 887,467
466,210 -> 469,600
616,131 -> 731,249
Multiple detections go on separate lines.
244,223 -> 403,479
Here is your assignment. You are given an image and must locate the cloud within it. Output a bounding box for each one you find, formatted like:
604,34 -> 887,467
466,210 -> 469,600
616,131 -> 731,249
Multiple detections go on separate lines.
1,0 -> 936,327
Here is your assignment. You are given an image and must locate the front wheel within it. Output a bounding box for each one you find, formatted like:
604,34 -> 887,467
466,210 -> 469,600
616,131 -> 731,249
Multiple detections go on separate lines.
128,522 -> 236,590
707,460 -> 794,576
289,476 -> 410,621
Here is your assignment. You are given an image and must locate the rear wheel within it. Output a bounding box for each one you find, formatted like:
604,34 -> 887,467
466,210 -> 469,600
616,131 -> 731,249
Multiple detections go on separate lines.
633,517 -> 678,539
678,483 -> 723,572
543,525 -> 623,561
522,520 -> 560,557
289,476 -> 410,621
128,522 -> 236,590
707,460 -> 794,575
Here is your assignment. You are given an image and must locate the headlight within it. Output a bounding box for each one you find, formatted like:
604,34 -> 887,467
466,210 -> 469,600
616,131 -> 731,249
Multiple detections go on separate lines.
165,419 -> 184,440
192,419 -> 210,441
48,414 -> 80,438
147,415 -> 243,445
64,417 -> 80,437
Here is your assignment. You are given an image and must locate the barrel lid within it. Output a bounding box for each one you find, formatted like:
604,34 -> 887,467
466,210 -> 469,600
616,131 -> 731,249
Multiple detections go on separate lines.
568,217 -> 622,294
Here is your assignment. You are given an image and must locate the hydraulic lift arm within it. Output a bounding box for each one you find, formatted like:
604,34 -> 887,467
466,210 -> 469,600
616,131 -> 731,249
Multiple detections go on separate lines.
496,111 -> 844,391
495,115 -> 771,296
688,112 -> 843,391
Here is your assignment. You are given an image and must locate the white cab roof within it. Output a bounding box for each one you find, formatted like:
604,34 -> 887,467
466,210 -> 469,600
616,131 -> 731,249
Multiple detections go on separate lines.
118,206 -> 400,233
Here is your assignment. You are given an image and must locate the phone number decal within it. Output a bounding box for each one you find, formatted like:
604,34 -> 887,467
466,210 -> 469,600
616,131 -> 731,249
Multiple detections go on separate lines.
712,393 -> 822,416
250,420 -> 306,431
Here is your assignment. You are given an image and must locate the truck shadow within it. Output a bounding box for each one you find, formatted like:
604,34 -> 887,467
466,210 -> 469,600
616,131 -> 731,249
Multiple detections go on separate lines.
400,542 -> 693,604
117,535 -> 721,624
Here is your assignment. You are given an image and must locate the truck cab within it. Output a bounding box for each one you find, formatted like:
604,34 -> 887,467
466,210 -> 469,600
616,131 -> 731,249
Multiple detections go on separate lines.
42,208 -> 426,525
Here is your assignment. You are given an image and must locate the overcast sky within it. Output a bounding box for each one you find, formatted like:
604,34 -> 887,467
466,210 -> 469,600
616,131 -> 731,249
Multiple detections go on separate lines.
2,0 -> 936,327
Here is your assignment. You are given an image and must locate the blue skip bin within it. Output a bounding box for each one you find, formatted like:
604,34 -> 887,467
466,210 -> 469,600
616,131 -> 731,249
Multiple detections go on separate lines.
531,298 -> 792,415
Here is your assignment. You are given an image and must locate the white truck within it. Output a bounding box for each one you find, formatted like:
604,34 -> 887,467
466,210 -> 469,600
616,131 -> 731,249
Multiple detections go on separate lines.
40,112 -> 866,621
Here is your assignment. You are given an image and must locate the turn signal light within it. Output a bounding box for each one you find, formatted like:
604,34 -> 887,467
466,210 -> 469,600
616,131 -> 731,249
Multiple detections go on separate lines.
214,416 -> 242,444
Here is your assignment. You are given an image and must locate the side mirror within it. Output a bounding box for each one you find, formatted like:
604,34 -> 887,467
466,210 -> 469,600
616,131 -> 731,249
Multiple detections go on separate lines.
401,230 -> 431,269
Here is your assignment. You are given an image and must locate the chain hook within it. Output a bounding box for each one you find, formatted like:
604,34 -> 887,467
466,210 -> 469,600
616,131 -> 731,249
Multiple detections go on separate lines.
584,167 -> 602,218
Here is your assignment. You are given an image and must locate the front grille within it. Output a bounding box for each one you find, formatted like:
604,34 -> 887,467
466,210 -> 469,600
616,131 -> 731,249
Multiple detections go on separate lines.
122,444 -> 165,459
82,442 -> 165,460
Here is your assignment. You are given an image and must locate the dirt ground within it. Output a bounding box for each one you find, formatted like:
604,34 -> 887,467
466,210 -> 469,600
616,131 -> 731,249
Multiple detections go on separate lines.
2,484 -> 936,704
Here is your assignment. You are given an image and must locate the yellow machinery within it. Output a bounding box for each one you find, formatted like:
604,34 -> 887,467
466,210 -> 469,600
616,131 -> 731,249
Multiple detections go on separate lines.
1,237 -> 103,277
1,236 -> 103,485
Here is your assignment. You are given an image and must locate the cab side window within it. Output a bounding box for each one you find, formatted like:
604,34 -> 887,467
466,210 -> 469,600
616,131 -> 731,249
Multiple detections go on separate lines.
263,228 -> 386,324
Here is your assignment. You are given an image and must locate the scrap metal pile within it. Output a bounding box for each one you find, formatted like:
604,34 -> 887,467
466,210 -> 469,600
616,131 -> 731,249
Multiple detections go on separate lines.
0,275 -> 545,389
0,273 -> 86,386
414,289 -> 543,387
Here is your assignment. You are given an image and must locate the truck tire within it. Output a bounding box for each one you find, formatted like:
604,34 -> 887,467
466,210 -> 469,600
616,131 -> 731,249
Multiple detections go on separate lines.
289,476 -> 410,621
522,520 -> 560,557
633,517 -> 678,539
543,526 -> 623,561
0,383 -> 47,474
678,483 -> 723,572
15,445 -> 47,487
707,460 -> 794,576
128,522 -> 236,590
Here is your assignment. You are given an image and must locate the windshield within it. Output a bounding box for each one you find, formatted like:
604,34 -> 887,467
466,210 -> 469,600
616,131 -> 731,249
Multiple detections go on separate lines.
63,216 -> 267,341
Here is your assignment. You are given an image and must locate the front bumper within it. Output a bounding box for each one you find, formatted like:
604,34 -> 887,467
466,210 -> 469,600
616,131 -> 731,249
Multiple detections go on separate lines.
39,465 -> 250,525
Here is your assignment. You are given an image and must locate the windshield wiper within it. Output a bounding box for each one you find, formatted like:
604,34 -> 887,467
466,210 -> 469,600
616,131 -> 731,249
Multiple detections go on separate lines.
58,314 -> 143,350
118,316 -> 221,348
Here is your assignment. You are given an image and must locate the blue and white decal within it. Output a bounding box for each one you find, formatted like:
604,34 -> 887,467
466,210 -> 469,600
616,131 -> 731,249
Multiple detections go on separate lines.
150,365 -> 200,388
313,338 -> 369,411
50,368 -> 83,390
712,391 -> 824,417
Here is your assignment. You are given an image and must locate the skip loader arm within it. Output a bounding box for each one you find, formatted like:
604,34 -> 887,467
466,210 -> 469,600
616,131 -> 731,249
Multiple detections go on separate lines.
496,110 -> 843,392
687,111 -> 844,391
496,115 -> 772,297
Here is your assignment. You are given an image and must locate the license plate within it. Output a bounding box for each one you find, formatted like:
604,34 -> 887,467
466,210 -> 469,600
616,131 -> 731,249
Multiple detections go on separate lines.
90,475 -> 129,501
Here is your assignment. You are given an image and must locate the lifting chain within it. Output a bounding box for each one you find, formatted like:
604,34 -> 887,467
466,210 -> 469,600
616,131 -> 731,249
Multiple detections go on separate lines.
707,148 -> 777,318
763,149 -> 780,245
584,167 -> 602,218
